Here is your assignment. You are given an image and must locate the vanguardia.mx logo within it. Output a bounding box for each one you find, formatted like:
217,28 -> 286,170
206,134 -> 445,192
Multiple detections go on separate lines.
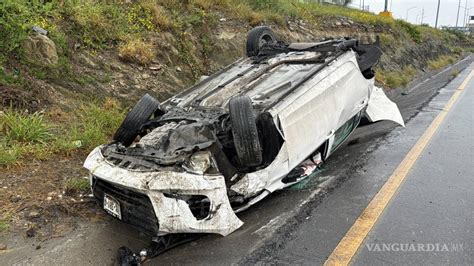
365,242 -> 465,252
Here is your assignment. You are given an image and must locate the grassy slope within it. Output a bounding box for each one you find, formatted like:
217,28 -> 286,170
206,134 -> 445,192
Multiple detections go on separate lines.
0,0 -> 473,168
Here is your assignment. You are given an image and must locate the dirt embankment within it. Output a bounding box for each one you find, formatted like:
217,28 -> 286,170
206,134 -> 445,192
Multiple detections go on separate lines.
2,18 -> 469,112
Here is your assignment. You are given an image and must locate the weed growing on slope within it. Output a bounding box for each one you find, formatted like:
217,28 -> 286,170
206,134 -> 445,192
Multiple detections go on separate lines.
0,98 -> 125,166
0,111 -> 52,144
428,55 -> 457,70
118,38 -> 155,65
64,177 -> 90,194
376,66 -> 417,88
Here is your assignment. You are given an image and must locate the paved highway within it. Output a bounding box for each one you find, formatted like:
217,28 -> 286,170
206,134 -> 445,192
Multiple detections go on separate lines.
250,60 -> 474,265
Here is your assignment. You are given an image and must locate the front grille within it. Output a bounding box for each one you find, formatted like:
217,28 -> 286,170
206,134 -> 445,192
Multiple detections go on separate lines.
92,177 -> 159,236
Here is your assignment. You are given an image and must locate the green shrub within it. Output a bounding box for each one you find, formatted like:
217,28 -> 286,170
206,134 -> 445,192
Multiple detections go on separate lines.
58,98 -> 125,150
0,142 -> 22,166
0,98 -> 124,166
0,218 -> 9,232
64,177 -> 90,193
396,20 -> 421,42
1,111 -> 52,144
127,2 -> 158,31
0,1 -> 60,62
0,68 -> 23,86
63,1 -> 128,49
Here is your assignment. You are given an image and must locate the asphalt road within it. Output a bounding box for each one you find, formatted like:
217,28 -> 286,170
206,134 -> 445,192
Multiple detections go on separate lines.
353,66 -> 474,265
2,56 -> 473,265
246,58 -> 474,265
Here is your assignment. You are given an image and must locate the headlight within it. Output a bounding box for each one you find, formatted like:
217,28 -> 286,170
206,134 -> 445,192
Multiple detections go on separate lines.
183,151 -> 212,174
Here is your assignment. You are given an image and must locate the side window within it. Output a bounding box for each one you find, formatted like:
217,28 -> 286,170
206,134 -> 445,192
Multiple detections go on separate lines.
331,112 -> 362,150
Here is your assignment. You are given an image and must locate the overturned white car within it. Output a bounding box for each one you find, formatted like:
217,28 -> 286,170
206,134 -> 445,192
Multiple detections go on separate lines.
84,26 -> 404,238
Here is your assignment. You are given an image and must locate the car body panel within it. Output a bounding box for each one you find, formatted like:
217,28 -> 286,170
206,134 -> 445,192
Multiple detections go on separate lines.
273,52 -> 369,168
166,52 -> 323,110
365,86 -> 405,127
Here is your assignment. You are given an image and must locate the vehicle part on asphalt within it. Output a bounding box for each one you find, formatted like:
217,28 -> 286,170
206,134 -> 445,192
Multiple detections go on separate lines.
246,26 -> 277,57
84,26 -> 405,241
116,246 -> 139,266
113,94 -> 161,147
365,86 -> 405,127
229,95 -> 263,167
115,234 -> 202,266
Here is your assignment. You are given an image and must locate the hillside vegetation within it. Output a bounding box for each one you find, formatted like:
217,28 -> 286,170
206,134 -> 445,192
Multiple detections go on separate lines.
0,0 -> 473,168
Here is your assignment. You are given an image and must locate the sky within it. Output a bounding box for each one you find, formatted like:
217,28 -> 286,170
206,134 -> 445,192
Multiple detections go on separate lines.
347,0 -> 474,27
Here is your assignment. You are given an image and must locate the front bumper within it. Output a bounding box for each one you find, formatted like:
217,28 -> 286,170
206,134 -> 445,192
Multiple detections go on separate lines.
84,146 -> 243,236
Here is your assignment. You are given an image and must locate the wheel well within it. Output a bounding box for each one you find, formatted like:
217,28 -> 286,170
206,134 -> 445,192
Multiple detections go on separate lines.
314,139 -> 330,161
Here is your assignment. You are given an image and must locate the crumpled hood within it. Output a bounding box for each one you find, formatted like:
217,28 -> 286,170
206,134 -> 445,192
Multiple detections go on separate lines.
103,121 -> 217,167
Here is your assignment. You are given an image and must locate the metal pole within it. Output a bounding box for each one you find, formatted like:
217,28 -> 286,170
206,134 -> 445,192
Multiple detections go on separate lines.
435,0 -> 441,28
463,0 -> 468,27
384,0 -> 388,12
421,8 -> 425,24
456,0 -> 462,26
405,6 -> 416,22
465,8 -> 472,27
464,5 -> 473,27
406,7 -> 417,21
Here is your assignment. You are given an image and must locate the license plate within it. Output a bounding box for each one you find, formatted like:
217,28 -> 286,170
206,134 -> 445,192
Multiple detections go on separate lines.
104,194 -> 121,220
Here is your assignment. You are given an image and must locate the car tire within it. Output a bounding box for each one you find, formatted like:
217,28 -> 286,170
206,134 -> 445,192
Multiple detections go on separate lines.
246,26 -> 277,57
113,94 -> 160,147
229,95 -> 263,167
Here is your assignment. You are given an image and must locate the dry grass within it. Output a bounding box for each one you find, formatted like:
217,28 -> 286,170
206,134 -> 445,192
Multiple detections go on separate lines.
146,3 -> 174,30
428,55 -> 457,70
449,68 -> 460,79
376,66 -> 417,88
118,38 -> 155,65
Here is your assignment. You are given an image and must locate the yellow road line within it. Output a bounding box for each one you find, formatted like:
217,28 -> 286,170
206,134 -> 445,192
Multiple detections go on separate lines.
325,70 -> 474,266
